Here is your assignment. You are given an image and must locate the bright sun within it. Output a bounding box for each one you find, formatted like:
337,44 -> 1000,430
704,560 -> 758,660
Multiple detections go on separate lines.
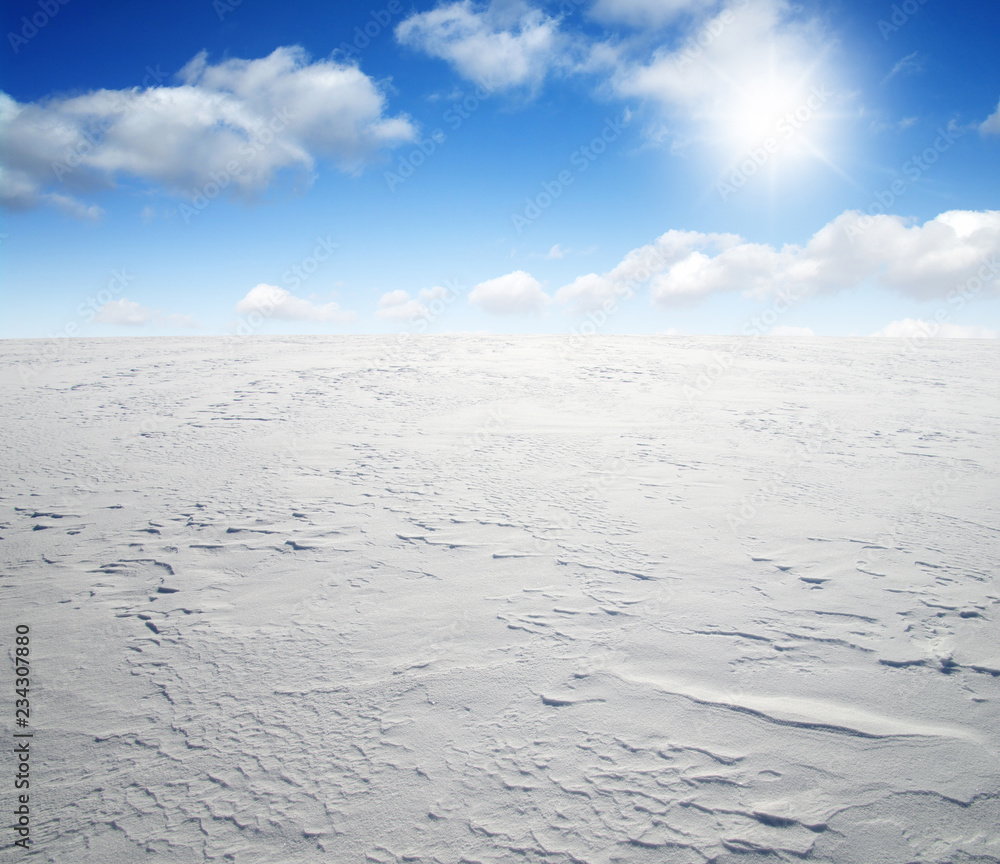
699,44 -> 848,201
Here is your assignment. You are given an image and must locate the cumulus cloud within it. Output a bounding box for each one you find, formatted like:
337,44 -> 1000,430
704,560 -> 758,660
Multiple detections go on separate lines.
871,319 -> 998,339
649,240 -> 783,302
95,299 -> 155,326
749,209 -> 1000,304
558,210 -> 1000,309
375,285 -> 460,321
607,0 -> 836,159
95,298 -> 197,328
469,270 -> 550,313
980,99 -> 1000,136
376,289 -> 431,321
396,1 -> 567,91
419,284 -> 455,302
0,46 -> 415,216
236,284 -> 356,322
555,229 -> 740,311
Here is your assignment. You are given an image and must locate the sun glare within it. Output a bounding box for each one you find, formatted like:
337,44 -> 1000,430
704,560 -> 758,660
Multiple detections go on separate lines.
705,53 -> 847,204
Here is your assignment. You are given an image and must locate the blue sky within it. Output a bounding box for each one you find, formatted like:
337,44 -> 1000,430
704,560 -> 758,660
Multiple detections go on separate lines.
1,0 -> 998,339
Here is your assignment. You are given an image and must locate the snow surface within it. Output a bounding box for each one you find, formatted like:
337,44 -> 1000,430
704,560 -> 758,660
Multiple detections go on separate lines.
1,334 -> 998,863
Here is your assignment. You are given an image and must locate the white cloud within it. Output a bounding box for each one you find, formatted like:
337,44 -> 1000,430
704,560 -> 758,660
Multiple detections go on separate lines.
608,0 -> 837,161
96,298 -> 155,326
882,51 -> 921,85
469,270 -> 550,313
981,99 -> 1000,136
42,191 -> 105,221
95,298 -> 196,328
376,283 -> 460,321
555,229 -> 740,311
650,241 -> 781,302
871,319 -> 998,339
396,1 -> 566,91
834,210 -> 1000,300
768,325 -> 814,336
376,289 -> 431,321
547,243 -> 568,259
556,273 -> 613,310
0,46 -> 415,216
236,284 -> 356,322
562,210 -> 1000,309
419,284 -> 452,301
589,0 -> 716,28
379,289 -> 410,307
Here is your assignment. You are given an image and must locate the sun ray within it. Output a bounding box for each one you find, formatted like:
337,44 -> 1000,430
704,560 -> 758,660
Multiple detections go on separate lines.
686,25 -> 848,209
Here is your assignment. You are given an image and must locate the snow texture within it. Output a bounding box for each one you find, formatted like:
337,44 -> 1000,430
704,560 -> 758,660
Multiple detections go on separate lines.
1,335 -> 998,863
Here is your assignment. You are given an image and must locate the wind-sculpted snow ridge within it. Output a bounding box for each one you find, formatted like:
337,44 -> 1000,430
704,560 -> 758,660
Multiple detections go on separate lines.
1,335 -> 998,863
